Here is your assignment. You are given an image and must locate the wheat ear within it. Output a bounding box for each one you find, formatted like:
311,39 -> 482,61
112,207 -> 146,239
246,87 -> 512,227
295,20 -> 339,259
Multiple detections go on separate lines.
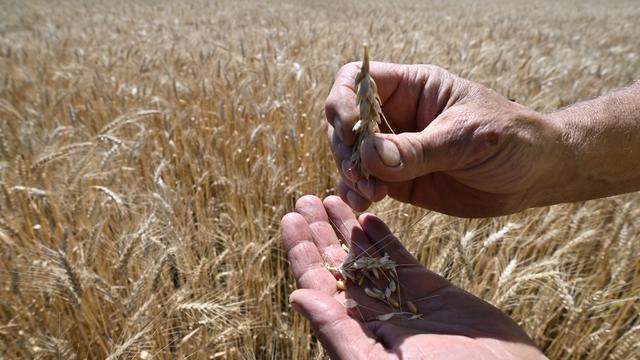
351,44 -> 394,178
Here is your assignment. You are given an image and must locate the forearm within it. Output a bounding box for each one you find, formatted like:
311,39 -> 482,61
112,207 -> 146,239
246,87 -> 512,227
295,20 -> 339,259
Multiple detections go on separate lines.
543,82 -> 640,205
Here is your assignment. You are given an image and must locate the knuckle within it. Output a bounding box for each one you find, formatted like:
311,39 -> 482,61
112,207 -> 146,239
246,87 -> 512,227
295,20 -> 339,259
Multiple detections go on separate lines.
404,133 -> 429,172
324,96 -> 338,123
419,64 -> 447,80
336,62 -> 361,78
420,63 -> 442,74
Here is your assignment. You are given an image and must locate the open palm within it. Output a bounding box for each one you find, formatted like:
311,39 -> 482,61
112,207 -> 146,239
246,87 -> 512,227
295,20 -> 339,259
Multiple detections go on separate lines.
282,195 -> 546,359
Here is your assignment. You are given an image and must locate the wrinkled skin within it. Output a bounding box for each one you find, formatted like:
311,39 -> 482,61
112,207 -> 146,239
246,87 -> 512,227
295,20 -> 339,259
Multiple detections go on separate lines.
282,195 -> 547,359
325,62 -> 568,217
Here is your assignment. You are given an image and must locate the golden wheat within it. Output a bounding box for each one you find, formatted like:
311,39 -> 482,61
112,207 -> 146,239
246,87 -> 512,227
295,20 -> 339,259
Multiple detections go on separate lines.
350,44 -> 392,179
0,0 -> 638,359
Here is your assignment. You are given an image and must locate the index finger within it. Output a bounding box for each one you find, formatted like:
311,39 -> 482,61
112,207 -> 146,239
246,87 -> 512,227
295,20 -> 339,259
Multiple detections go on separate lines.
295,195 -> 347,268
281,212 -> 337,294
324,61 -> 403,145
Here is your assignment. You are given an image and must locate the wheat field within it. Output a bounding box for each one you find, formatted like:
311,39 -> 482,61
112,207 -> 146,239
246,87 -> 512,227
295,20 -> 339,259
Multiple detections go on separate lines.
0,0 -> 639,358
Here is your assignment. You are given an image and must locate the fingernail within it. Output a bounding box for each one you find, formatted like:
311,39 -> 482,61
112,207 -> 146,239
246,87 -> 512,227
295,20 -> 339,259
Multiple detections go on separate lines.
342,160 -> 358,182
374,137 -> 401,167
334,116 -> 344,142
356,179 -> 375,200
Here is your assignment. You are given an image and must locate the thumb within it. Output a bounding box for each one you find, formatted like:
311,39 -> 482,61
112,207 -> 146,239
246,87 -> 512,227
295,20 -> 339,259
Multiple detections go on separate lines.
289,289 -> 379,358
360,123 -> 496,182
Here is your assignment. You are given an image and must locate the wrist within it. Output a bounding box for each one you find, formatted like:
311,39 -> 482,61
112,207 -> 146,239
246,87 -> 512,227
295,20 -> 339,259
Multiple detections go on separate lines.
525,110 -> 579,208
537,85 -> 640,205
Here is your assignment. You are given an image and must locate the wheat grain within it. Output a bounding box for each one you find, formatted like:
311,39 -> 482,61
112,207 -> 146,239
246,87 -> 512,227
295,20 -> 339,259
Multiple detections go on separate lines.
91,186 -> 125,209
30,142 -> 94,170
498,258 -> 518,288
0,126 -> 9,159
11,186 -> 49,198
98,110 -> 162,135
609,324 -> 640,360
483,222 -> 519,248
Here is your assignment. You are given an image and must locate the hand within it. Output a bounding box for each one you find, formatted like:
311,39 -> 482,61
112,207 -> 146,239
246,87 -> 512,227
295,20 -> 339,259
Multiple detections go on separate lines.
282,195 -> 547,359
325,62 -> 569,217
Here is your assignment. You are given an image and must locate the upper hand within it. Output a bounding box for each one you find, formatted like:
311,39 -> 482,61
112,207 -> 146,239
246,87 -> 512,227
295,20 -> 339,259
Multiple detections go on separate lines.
325,62 -> 568,217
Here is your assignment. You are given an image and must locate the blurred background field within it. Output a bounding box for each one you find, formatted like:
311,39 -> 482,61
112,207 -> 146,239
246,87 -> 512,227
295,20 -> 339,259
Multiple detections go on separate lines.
0,0 -> 638,358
